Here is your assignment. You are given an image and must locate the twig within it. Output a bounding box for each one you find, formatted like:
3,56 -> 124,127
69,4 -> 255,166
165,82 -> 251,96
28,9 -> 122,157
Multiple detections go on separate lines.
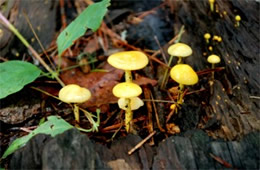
23,11 -> 56,70
210,153 -> 233,168
154,35 -> 167,63
143,87 -> 154,145
142,99 -> 176,103
128,131 -> 156,155
151,93 -> 165,132
20,126 -> 38,133
59,0 -> 67,29
249,96 -> 260,99
101,116 -> 146,132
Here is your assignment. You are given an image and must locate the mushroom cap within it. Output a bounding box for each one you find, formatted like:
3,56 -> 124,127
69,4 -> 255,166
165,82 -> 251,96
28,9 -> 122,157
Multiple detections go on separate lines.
118,97 -> 144,111
112,82 -> 142,98
59,84 -> 91,103
204,33 -> 211,39
108,51 -> 149,70
235,15 -> 241,21
170,64 -> 198,85
167,43 -> 192,57
207,54 -> 221,64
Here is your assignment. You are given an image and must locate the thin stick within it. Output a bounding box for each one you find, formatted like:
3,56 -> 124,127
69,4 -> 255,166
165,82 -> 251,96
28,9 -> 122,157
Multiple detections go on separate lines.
151,93 -> 165,132
249,96 -> 260,99
23,11 -> 56,70
128,131 -> 156,155
154,35 -> 167,63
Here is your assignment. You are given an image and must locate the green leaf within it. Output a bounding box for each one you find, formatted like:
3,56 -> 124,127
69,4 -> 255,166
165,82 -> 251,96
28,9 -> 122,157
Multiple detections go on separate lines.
0,60 -> 41,99
57,0 -> 110,55
1,116 -> 73,159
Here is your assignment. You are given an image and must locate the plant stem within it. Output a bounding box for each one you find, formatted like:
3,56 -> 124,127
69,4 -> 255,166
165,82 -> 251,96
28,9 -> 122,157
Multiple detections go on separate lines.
0,12 -> 65,87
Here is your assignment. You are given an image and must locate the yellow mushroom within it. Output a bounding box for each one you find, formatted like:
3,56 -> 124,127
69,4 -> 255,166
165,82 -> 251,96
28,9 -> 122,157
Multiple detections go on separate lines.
209,0 -> 215,12
235,15 -> 241,27
59,84 -> 91,123
204,33 -> 211,44
170,64 -> 198,105
167,43 -> 192,64
207,54 -> 221,69
112,82 -> 143,133
207,54 -> 221,88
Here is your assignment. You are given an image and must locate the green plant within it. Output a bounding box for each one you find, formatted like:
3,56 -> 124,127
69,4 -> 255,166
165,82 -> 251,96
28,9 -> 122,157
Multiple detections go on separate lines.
0,0 -> 110,99
1,116 -> 73,159
57,0 -> 110,56
0,60 -> 41,99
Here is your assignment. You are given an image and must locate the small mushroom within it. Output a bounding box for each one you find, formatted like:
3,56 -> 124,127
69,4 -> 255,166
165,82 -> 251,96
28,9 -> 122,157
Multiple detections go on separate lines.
207,54 -> 221,69
204,33 -> 211,44
235,15 -> 241,27
170,64 -> 198,105
112,82 -> 143,133
212,35 -> 222,43
208,0 -> 215,12
207,54 -> 221,87
59,84 -> 91,123
167,43 -> 193,64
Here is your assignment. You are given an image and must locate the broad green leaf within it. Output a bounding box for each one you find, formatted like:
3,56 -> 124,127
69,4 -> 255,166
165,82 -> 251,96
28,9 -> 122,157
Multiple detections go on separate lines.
57,0 -> 110,55
1,116 -> 73,159
0,60 -> 41,99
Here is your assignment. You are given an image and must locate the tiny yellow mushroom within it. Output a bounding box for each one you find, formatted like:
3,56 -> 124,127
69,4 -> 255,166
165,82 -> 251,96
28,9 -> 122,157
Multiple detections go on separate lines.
204,33 -> 211,44
235,15 -> 241,27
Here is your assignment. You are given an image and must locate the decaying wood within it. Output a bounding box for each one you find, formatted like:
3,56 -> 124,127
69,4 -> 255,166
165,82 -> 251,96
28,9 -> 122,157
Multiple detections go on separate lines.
169,0 -> 260,139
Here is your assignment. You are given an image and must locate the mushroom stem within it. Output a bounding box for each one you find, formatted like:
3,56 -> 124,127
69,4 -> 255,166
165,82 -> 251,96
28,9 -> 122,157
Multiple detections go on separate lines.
177,84 -> 185,105
124,70 -> 134,133
211,63 -> 215,80
73,104 -> 80,123
125,98 -> 133,133
125,70 -> 132,83
177,57 -> 182,64
209,0 -> 215,12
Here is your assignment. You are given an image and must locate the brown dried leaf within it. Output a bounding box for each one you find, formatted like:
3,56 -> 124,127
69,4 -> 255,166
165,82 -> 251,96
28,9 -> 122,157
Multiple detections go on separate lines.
60,62 -> 124,108
133,76 -> 157,86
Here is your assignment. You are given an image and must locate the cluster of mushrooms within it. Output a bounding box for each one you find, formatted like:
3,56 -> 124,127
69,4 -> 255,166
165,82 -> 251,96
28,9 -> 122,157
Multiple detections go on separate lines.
57,42 -> 224,134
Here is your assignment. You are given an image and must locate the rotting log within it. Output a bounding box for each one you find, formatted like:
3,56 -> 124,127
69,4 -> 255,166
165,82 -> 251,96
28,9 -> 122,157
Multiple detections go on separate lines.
167,0 -> 260,140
